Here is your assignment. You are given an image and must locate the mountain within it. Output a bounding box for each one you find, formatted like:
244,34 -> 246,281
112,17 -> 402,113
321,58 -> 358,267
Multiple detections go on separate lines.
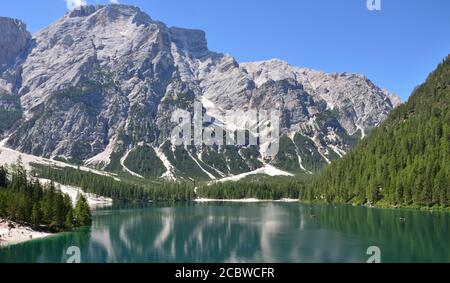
305,56 -> 450,208
0,17 -> 31,66
0,17 -> 31,136
0,5 -> 399,181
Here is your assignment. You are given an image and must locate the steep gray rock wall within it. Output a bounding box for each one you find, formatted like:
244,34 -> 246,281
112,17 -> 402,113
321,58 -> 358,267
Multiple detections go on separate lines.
0,5 -> 400,179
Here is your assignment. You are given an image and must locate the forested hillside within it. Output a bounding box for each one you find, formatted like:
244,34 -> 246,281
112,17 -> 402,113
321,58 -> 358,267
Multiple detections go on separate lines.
31,164 -> 196,202
302,57 -> 450,208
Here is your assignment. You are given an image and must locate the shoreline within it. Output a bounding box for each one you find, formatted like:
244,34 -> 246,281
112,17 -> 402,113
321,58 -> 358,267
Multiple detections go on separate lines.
193,198 -> 299,203
194,199 -> 450,212
0,183 -> 112,248
0,219 -> 52,247
39,179 -> 113,208
2,199 -> 448,248
298,200 -> 450,213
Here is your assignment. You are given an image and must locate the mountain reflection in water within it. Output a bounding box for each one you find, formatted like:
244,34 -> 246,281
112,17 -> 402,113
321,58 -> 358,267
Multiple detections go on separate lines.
0,202 -> 449,263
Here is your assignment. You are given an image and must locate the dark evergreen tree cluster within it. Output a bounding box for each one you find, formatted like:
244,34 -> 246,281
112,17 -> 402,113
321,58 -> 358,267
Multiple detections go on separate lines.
32,164 -> 196,202
197,177 -> 306,200
303,56 -> 450,208
123,145 -> 165,178
0,161 -> 92,232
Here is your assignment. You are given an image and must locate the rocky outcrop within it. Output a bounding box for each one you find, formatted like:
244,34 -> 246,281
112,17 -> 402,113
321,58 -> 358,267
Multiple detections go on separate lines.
0,17 -> 31,66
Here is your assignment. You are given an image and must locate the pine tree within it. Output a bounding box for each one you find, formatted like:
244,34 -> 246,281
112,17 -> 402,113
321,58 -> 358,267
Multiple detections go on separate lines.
31,203 -> 43,229
74,193 -> 92,226
0,166 -> 7,188
65,207 -> 74,229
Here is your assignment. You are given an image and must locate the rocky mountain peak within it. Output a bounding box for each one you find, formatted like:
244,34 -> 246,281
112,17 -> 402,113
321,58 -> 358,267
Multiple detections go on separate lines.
169,27 -> 208,56
0,6 -> 401,180
388,93 -> 402,108
241,59 -> 297,87
67,5 -> 102,18
68,4 -> 147,19
66,4 -> 154,30
0,17 -> 31,66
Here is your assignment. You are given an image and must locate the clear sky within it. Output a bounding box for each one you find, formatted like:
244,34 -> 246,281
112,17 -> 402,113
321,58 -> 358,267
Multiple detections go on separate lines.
1,0 -> 449,101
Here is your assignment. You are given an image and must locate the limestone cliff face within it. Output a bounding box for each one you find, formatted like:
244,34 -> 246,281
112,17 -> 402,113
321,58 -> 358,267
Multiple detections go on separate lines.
0,17 -> 31,66
0,5 -> 400,179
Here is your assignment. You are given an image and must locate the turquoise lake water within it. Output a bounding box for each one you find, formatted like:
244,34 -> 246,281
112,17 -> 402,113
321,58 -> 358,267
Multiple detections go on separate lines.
0,202 -> 449,263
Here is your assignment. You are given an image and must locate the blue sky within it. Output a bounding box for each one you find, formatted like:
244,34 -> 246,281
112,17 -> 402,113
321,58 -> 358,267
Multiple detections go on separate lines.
1,0 -> 449,101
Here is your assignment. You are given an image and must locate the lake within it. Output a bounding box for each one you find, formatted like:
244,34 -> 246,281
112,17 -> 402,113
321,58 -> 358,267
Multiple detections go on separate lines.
0,202 -> 449,263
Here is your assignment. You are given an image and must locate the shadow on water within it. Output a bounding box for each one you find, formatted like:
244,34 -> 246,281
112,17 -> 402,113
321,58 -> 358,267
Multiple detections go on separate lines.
0,202 -> 449,263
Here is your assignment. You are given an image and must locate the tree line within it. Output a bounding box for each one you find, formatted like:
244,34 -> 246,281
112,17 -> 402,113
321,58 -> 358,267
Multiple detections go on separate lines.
32,163 -> 307,201
32,164 -> 196,202
197,177 -> 306,200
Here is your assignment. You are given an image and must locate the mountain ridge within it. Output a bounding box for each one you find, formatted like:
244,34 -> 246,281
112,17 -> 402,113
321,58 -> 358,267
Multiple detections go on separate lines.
0,4 -> 400,181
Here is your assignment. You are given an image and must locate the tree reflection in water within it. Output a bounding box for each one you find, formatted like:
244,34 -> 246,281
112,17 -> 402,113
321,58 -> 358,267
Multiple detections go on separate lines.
0,202 -> 449,263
